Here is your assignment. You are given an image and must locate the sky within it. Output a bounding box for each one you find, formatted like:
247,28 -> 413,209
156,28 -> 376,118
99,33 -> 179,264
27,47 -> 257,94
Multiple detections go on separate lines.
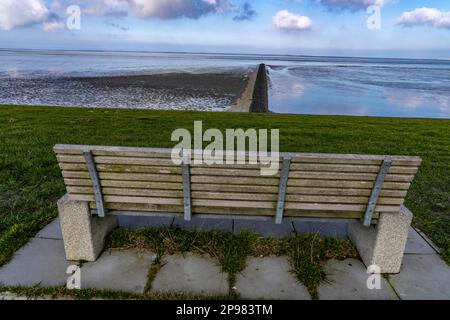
0,0 -> 450,58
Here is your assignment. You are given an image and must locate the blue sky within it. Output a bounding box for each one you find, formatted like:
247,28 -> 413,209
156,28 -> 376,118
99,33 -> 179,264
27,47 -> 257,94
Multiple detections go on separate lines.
1,0 -> 450,58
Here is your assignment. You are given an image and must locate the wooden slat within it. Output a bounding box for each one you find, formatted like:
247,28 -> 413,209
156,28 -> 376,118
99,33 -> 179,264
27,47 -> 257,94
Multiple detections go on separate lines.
291,157 -> 421,166
289,172 -> 414,183
193,206 -> 274,216
284,210 -> 379,219
55,145 -> 174,156
206,199 -> 393,212
64,179 -> 182,190
59,163 -> 181,174
71,194 -> 183,205
191,176 -> 279,186
57,156 -> 271,170
90,202 -> 184,213
288,179 -> 410,190
286,187 -> 407,197
62,171 -> 182,183
59,162 -> 271,177
284,203 -> 400,213
193,206 -> 372,218
285,195 -> 403,205
192,192 -> 277,201
57,155 -> 86,163
191,184 -> 279,194
190,168 -> 276,177
91,202 -> 275,216
289,163 -> 418,174
56,148 -> 174,158
193,199 -> 275,209
190,176 -> 410,189
98,164 -> 180,175
67,187 -> 184,198
57,155 -> 177,167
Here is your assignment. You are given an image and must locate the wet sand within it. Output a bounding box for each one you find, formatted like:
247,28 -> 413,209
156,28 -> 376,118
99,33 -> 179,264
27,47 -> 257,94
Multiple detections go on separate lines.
0,71 -> 251,111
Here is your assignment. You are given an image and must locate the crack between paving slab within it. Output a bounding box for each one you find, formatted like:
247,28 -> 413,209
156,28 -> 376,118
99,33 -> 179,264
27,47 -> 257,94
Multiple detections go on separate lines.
36,236 -> 63,241
169,217 -> 175,228
383,275 -> 402,300
413,227 -> 441,254
31,237 -> 62,242
290,221 -> 296,234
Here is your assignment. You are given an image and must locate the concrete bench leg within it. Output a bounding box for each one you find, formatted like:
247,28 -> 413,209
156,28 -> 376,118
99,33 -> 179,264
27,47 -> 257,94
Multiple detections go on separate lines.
348,206 -> 413,274
57,194 -> 117,262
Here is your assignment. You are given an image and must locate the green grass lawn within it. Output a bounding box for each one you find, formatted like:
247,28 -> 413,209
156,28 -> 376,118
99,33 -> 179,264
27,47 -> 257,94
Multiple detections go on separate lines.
0,104 -> 449,268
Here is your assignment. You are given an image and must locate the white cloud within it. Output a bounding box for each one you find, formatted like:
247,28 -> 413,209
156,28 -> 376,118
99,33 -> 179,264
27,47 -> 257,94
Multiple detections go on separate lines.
83,0 -> 129,17
95,0 -> 231,19
273,10 -> 312,31
43,19 -> 65,32
396,7 -> 450,29
82,0 -> 233,19
0,0 -> 50,31
133,0 -> 231,19
316,0 -> 390,11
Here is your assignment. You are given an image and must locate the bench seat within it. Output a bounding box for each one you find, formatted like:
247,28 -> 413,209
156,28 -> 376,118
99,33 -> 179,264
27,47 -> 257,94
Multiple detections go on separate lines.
54,144 -> 421,273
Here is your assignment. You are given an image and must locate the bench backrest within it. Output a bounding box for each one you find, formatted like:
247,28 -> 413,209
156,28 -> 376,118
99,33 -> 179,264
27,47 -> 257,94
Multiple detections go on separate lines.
54,144 -> 421,223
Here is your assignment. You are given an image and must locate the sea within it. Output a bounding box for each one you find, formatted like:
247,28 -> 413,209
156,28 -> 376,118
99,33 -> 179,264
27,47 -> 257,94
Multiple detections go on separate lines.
1,49 -> 450,119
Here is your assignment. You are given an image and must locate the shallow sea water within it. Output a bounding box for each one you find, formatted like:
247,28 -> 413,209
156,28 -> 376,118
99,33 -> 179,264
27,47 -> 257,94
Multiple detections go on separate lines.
1,50 -> 450,118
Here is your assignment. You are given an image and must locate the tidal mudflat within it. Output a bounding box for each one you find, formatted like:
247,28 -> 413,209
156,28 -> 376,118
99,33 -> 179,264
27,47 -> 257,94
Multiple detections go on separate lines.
0,71 -> 250,111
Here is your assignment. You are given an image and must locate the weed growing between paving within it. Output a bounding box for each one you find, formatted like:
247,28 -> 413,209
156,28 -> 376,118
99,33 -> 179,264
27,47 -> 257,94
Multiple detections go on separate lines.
105,227 -> 359,299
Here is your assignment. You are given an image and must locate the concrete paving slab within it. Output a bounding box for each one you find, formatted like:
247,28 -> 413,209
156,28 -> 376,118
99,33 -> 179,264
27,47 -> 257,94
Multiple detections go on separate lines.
234,219 -> 294,238
411,227 -> 440,254
318,259 -> 398,300
118,216 -> 174,230
173,217 -> 233,232
408,227 -> 420,239
0,238 -> 74,287
36,219 -> 63,240
390,254 -> 450,300
151,253 -> 228,296
235,256 -> 311,300
0,291 -> 75,300
0,292 -> 29,300
293,221 -> 349,239
405,228 -> 437,255
80,249 -> 156,294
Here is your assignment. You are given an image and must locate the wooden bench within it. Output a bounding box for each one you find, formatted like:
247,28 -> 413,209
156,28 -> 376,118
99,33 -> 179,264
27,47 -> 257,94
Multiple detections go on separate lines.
54,144 -> 421,273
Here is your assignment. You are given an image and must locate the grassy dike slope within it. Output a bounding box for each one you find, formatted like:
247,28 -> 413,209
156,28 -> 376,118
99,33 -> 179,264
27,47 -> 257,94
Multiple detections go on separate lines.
0,105 -> 449,266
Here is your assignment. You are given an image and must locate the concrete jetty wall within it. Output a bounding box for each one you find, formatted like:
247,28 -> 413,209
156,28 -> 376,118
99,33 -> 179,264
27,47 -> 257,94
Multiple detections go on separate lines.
228,64 -> 269,113
249,64 -> 269,113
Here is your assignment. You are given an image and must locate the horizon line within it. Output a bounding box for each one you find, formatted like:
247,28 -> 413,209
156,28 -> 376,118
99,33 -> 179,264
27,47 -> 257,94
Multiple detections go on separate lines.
1,47 -> 450,62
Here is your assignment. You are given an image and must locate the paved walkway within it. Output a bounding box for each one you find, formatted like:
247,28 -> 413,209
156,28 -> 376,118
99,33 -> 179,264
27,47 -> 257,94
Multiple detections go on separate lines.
1,218 -> 449,300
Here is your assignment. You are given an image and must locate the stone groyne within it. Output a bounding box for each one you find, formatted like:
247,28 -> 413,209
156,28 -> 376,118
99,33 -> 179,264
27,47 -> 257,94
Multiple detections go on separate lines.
228,64 -> 269,113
